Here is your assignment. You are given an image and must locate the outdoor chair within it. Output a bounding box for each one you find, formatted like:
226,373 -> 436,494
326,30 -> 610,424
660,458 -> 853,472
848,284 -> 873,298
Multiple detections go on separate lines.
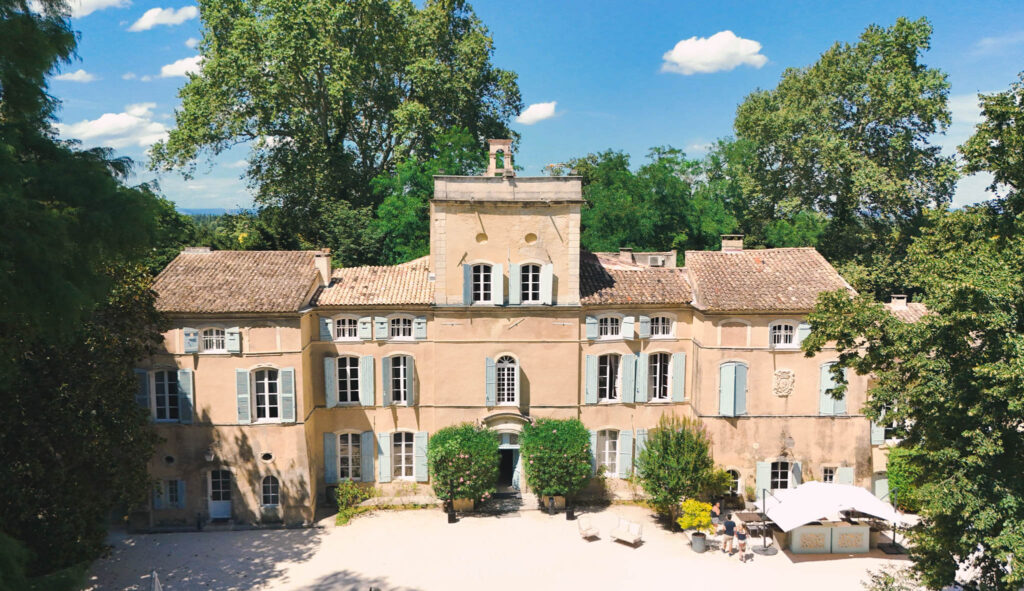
610,517 -> 643,546
578,516 -> 599,540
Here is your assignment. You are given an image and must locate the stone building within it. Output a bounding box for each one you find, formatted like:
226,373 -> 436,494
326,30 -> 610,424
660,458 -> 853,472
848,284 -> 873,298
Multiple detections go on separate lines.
140,142 -> 898,527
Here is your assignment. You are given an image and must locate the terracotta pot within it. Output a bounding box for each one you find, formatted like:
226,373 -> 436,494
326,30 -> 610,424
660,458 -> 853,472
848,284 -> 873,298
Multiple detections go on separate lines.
452,498 -> 475,512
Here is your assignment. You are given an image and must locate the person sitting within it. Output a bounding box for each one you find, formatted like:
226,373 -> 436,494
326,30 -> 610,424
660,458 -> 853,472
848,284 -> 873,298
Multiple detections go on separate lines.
710,500 -> 722,525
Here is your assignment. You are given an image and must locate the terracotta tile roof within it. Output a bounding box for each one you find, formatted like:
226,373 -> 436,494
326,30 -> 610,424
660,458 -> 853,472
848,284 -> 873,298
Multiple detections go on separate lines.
154,250 -> 319,313
685,247 -> 852,312
314,257 -> 432,306
580,252 -> 693,305
884,301 -> 929,323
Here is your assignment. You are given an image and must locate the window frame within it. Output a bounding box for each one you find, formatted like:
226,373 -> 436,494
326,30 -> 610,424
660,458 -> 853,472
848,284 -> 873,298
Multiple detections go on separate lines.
770,461 -> 791,490
164,479 -> 180,507
200,327 -> 227,353
392,431 -> 415,480
726,469 -> 741,496
152,369 -> 181,422
822,466 -> 836,484
649,315 -> 674,338
495,355 -> 519,406
471,263 -> 493,305
597,353 -> 621,402
520,263 -> 542,304
337,431 -> 363,482
596,429 -> 619,476
880,404 -> 901,443
261,475 -> 280,507
332,315 -> 360,341
647,352 -> 671,402
769,321 -> 799,349
390,354 -> 410,405
336,355 -> 360,405
597,314 -> 622,340
388,314 -> 415,341
252,367 -> 281,423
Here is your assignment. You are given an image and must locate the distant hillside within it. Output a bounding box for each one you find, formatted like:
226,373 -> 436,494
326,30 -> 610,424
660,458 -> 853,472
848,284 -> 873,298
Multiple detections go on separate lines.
181,208 -> 235,216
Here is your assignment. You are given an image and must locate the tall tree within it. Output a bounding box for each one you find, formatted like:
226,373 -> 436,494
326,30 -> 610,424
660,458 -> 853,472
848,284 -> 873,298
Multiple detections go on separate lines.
150,0 -> 521,266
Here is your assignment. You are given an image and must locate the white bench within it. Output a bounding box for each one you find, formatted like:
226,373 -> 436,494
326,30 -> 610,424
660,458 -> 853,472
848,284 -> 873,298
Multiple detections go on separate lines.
577,516 -> 599,540
610,517 -> 643,546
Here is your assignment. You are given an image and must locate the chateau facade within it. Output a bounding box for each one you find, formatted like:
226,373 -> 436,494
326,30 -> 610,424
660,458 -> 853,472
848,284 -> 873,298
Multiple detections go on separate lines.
141,143 -> 909,526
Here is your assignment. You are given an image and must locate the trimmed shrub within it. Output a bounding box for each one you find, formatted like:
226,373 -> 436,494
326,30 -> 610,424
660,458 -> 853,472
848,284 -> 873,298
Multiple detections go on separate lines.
885,446 -> 923,513
520,418 -> 591,498
427,423 -> 499,503
636,415 -> 718,521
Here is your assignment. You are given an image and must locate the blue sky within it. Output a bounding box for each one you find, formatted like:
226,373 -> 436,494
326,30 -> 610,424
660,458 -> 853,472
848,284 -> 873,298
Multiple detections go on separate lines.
49,0 -> 1024,211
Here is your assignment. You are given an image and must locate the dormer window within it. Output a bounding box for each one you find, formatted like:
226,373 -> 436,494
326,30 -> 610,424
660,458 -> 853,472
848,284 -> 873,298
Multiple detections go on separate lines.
770,322 -> 797,348
598,316 -> 621,338
472,264 -> 492,303
201,328 -> 225,352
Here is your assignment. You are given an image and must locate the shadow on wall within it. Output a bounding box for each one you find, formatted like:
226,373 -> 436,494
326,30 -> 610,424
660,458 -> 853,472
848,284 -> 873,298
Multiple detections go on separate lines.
306,569 -> 424,591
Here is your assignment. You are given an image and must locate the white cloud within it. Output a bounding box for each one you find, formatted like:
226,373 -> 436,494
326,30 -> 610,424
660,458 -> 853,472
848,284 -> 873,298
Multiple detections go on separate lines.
661,30 -> 768,75
229,159 -> 248,168
56,102 -> 168,149
128,6 -> 198,31
55,69 -> 98,82
972,31 -> 1024,55
159,55 -> 203,78
185,37 -> 200,48
515,101 -> 558,125
122,72 -> 137,80
686,141 -> 712,154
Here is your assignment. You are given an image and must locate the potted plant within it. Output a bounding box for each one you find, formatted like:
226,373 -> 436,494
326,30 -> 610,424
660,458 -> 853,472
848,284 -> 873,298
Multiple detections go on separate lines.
427,423 -> 499,519
677,499 -> 715,553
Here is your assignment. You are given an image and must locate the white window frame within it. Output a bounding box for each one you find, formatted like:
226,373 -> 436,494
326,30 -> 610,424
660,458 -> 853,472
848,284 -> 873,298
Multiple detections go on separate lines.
770,461 -> 791,490
261,475 -> 280,507
647,352 -> 671,402
597,314 -> 622,340
822,466 -> 836,484
726,469 -> 741,496
200,327 -> 226,353
252,368 -> 281,423
333,315 -> 360,341
164,479 -> 180,507
337,431 -> 363,482
649,315 -> 674,338
392,431 -> 414,480
471,263 -> 493,304
336,355 -> 360,404
769,321 -> 798,349
520,263 -> 542,303
495,355 -> 519,405
390,355 -> 410,404
388,314 -> 415,341
596,429 -> 619,476
597,353 -> 621,402
880,404 -> 902,443
152,369 -> 180,422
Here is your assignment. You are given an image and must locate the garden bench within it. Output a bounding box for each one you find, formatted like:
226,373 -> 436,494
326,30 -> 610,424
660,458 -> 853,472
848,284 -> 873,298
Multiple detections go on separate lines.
577,516 -> 599,540
610,517 -> 643,546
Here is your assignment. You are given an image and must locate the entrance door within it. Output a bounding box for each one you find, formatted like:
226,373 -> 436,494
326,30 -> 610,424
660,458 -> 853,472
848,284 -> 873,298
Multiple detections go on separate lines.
499,449 -> 514,486
209,470 -> 232,519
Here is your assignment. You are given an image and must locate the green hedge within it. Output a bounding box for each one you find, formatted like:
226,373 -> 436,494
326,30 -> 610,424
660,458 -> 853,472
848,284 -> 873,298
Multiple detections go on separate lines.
885,446 -> 923,513
520,418 -> 591,497
636,415 -> 719,520
427,423 -> 499,503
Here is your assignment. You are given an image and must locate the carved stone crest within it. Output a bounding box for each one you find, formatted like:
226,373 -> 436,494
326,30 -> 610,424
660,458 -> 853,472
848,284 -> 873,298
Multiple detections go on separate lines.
774,369 -> 795,398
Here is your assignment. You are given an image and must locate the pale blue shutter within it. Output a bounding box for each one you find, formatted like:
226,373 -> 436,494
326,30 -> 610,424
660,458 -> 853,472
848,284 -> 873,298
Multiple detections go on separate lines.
413,316 -> 427,340
634,428 -> 648,469
870,421 -> 885,445
512,451 -> 522,490
835,368 -> 849,414
797,322 -> 812,345
235,369 -> 251,424
359,356 -> 374,406
183,327 -> 199,353
226,327 -> 241,353
491,264 -> 504,305
735,363 -> 748,415
357,317 -> 373,340
360,431 -> 375,482
177,369 -> 194,424
319,317 -> 333,341
873,475 -> 889,499
374,317 -> 388,340
820,363 -> 836,416
406,357 -> 416,406
791,462 -> 803,485
153,484 -> 163,510
324,433 -> 338,484
621,316 -> 635,340
540,263 -> 554,305
134,369 -> 150,410
755,461 -> 770,496
176,480 -> 186,509
414,431 -> 428,482
589,430 -> 598,475
671,352 -> 686,402
584,355 -> 598,404
381,357 -> 392,406
637,315 -> 651,339
585,316 -> 598,340
462,264 -> 473,304
280,368 -> 296,422
635,352 -> 649,403
378,433 -> 392,483
621,354 -> 636,403
485,357 -> 496,406
719,363 -> 735,416
836,466 -> 854,485
617,430 -> 633,478
508,263 -> 521,305
324,357 -> 338,408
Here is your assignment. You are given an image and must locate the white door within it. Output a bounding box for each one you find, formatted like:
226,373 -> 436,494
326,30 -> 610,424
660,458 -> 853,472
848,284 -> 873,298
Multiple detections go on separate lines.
208,470 -> 232,519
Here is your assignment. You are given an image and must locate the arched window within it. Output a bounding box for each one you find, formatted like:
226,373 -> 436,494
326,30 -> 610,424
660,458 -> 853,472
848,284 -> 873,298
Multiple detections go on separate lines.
392,432 -> 414,480
650,316 -> 672,337
596,429 -> 619,475
472,264 -> 492,303
253,369 -> 280,421
648,353 -> 670,401
520,264 -> 541,303
334,317 -> 358,340
201,328 -> 225,352
598,315 -> 621,338
337,356 -> 359,404
496,355 -> 518,404
771,461 -> 791,490
337,432 -> 362,481
153,370 -> 180,421
770,322 -> 797,348
727,469 -> 741,495
598,354 -> 620,401
389,316 -> 413,339
261,475 -> 280,506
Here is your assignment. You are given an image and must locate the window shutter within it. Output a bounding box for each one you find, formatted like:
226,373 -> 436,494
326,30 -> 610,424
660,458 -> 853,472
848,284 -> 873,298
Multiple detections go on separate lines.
134,369 -> 150,410
280,367 -> 296,422
235,369 -> 251,424
378,433 -> 392,483
671,352 -> 686,402
755,461 -> 770,496
324,357 -> 338,408
637,315 -> 651,339
226,327 -> 241,353
870,421 -> 885,445
462,263 -> 473,305
406,357 -> 416,407
153,485 -> 163,510
584,316 -> 598,340
357,317 -> 373,340
360,431 -> 375,482
635,353 -> 649,403
485,357 -> 496,406
621,316 -> 635,339
359,356 -> 374,406
324,433 -> 338,484
819,363 -> 836,416
584,355 -> 598,404
791,462 -> 803,485
540,263 -> 554,305
589,429 -> 598,475
797,322 -> 812,344
183,327 -> 199,353
735,363 -> 748,415
177,369 -> 194,424
176,480 -> 186,509
414,431 -> 429,482
413,316 -> 427,340
491,264 -> 504,305
835,368 -> 849,414
621,354 -> 636,403
617,430 -> 633,478
719,363 -> 735,417
873,476 -> 889,499
319,317 -> 333,341
508,263 -> 521,305
634,428 -> 648,469
381,357 -> 392,406
836,466 -> 854,485
374,317 -> 388,340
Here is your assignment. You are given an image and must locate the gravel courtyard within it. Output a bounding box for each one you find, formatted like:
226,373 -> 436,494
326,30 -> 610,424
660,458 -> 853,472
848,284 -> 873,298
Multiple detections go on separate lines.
85,504 -> 909,590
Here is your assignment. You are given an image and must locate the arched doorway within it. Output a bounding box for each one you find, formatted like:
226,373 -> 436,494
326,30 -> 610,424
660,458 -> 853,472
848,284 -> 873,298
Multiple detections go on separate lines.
483,412 -> 529,494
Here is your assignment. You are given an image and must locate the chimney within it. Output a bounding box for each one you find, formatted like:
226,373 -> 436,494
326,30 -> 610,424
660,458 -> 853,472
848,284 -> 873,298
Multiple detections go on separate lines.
889,295 -> 908,309
721,235 -> 744,251
314,249 -> 331,285
619,248 -> 634,264
486,139 -> 514,177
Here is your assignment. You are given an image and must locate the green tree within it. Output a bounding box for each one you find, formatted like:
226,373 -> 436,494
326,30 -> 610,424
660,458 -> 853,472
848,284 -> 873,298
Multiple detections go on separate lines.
520,418 -> 591,499
635,415 -> 719,523
150,0 -> 521,266
427,423 -> 499,503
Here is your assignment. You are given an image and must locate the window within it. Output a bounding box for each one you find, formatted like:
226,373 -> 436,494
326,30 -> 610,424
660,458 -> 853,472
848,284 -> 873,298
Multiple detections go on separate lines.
335,318 -> 358,340
648,353 -> 670,401
881,404 -> 899,441
598,354 -> 620,401
770,322 -> 796,348
153,370 -> 180,421
393,432 -> 414,479
254,369 -> 280,421
650,316 -> 672,337
822,467 -> 835,484
521,264 -> 541,303
165,479 -> 180,507
391,356 -> 409,404
770,461 -> 791,490
201,328 -> 225,352
598,316 -> 621,338
596,429 -> 619,475
496,355 -> 518,404
389,317 -> 413,339
337,357 -> 360,404
338,433 -> 362,481
472,264 -> 492,303
261,475 -> 280,506
726,470 -> 741,496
